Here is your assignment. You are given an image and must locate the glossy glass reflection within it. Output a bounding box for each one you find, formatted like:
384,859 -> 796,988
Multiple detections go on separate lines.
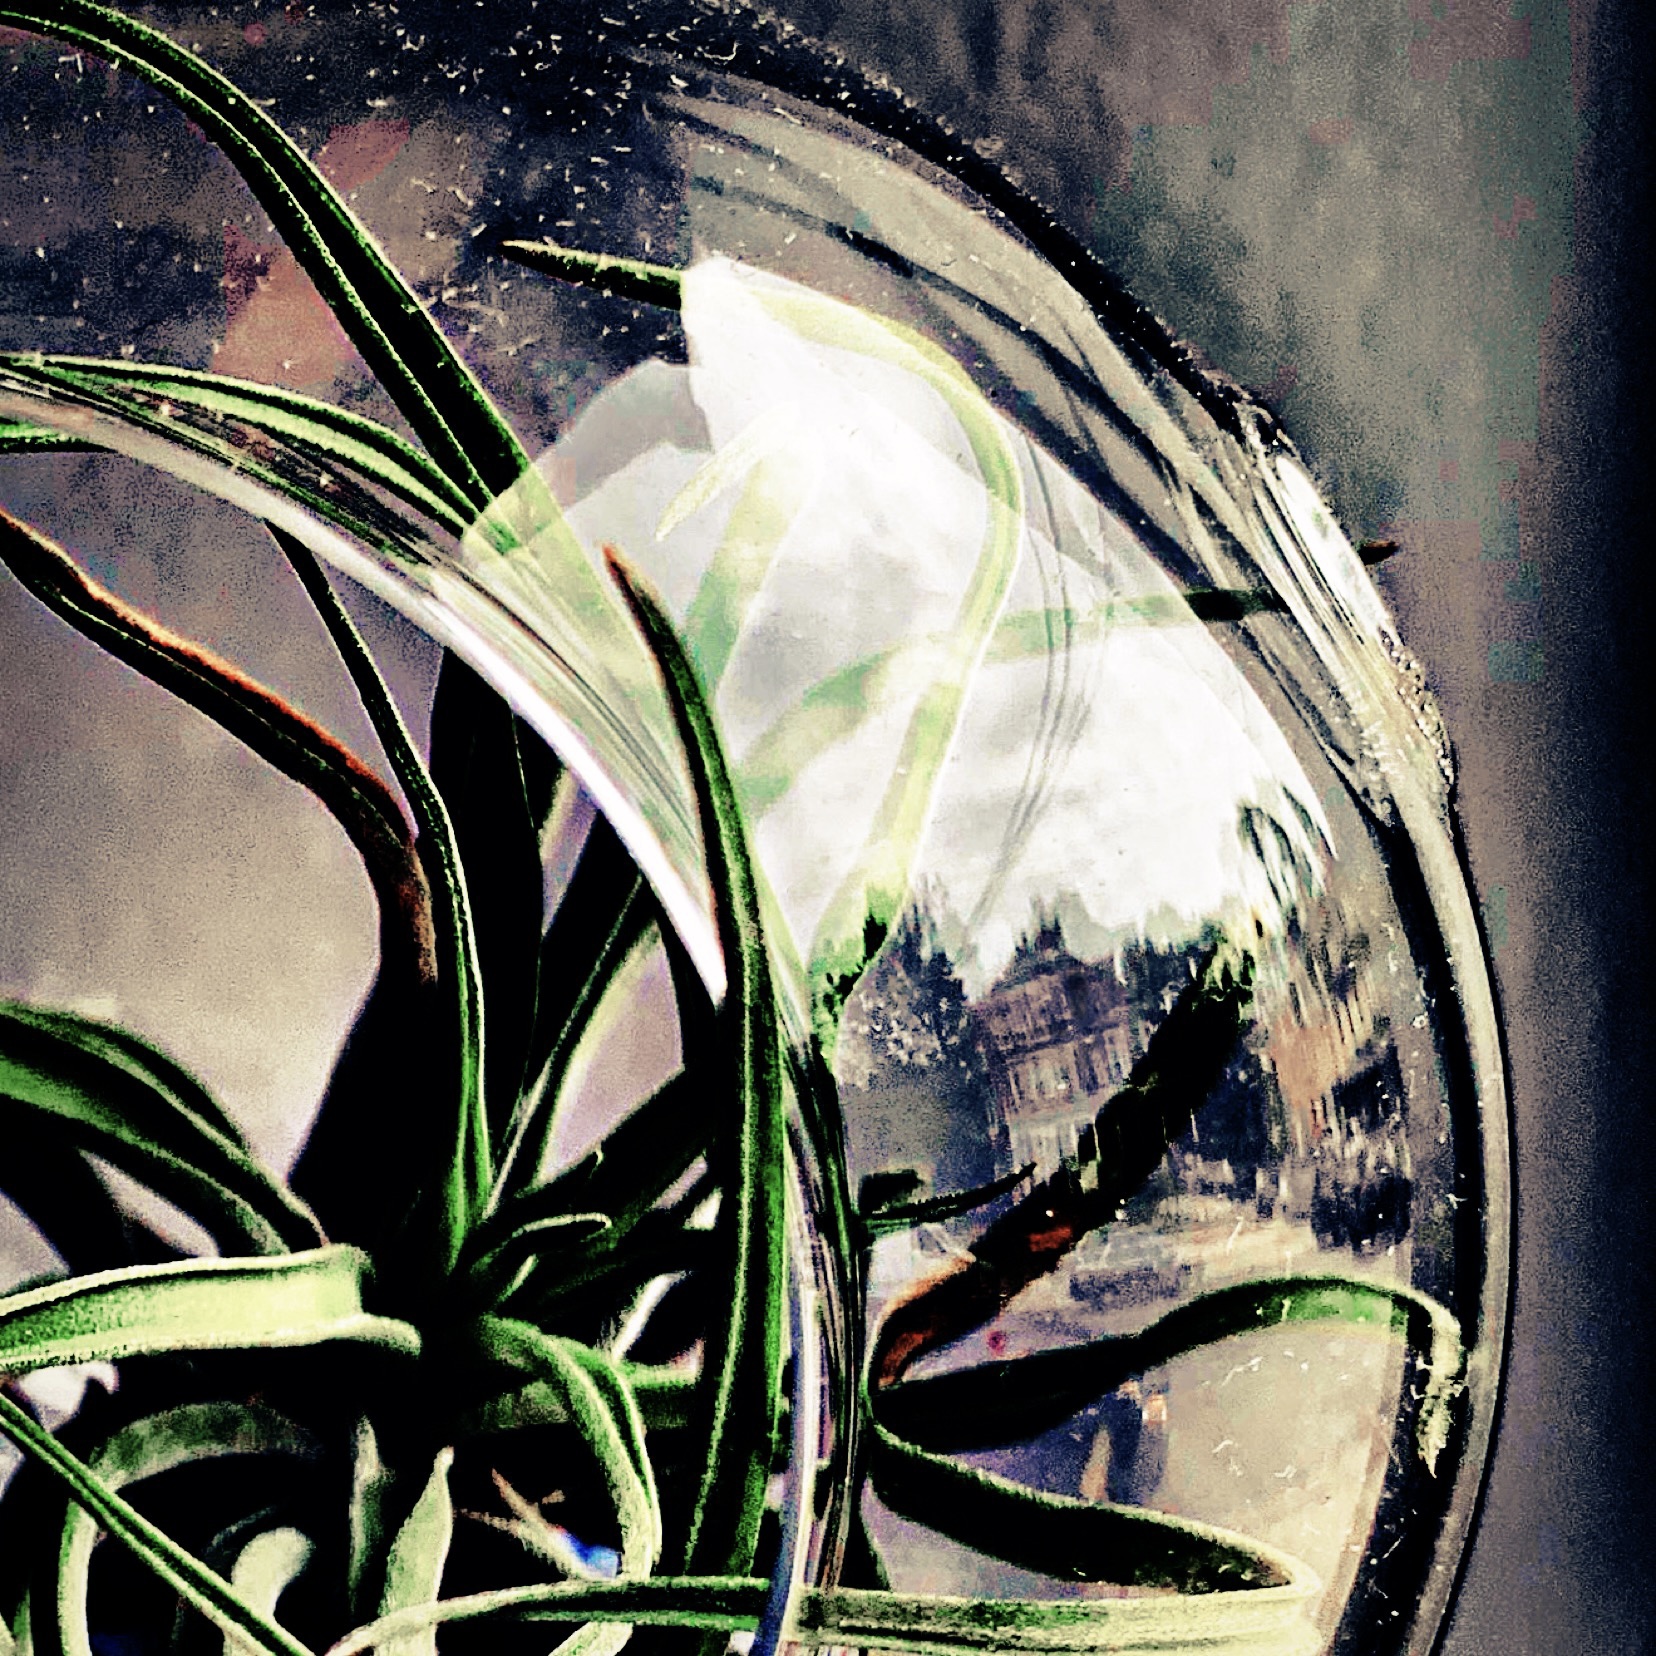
0,7 -> 1506,1656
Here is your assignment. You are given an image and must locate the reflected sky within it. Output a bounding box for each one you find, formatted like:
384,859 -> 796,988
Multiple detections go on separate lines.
550,257 -> 1331,998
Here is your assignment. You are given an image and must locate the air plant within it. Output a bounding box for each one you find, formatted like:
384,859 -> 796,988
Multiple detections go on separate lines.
0,5 -> 1483,1655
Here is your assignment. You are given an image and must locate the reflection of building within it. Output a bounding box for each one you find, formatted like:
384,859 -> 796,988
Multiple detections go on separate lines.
971,915 -> 1133,1172
972,915 -> 1278,1196
1258,902 -> 1413,1250
1260,907 -> 1382,1156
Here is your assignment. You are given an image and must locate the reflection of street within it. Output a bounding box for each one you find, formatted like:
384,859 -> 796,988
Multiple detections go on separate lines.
849,872 -> 1440,1640
865,1205 -> 1405,1640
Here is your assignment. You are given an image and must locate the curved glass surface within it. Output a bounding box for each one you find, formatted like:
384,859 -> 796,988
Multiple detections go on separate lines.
0,6 -> 1506,1655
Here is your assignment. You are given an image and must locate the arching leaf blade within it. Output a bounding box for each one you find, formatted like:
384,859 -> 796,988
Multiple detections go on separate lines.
0,1001 -> 322,1257
0,1391 -> 316,1656
603,552 -> 786,1586
0,1247 -> 419,1374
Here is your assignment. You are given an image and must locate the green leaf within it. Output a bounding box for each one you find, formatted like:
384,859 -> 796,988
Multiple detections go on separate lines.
0,355 -> 480,542
498,240 -> 686,314
603,555 -> 786,1585
348,1420 -> 395,1621
494,812 -> 650,1199
0,366 -> 466,585
0,417 -> 92,454
874,1275 -> 1465,1475
504,1203 -> 715,1341
328,1577 -> 763,1656
725,290 -> 1022,1053
227,1529 -> 315,1656
860,1165 -> 1034,1239
793,1581 -> 1321,1655
0,1393 -> 315,1656
460,1212 -> 610,1311
737,648 -> 931,819
618,1367 -> 699,1435
466,1323 -> 659,1656
0,1247 -> 419,1373
377,1450 -> 455,1656
0,0 -> 527,509
565,1341 -> 664,1565
273,530 -> 487,1283
867,1421 -> 1301,1594
0,1001 -> 323,1257
740,590 -> 1289,815
428,652 -> 559,1143
46,1403 -> 321,1656
871,943 -> 1254,1386
317,1575 -> 1326,1656
471,1069 -> 709,1302
0,504 -> 438,1020
669,414 -> 816,693
474,1318 -> 661,1576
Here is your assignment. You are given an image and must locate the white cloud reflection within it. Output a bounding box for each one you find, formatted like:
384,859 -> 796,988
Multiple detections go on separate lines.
547,258 -> 1329,997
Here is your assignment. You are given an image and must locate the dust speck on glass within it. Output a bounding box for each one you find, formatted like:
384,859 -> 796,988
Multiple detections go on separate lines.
0,4 -> 1507,1656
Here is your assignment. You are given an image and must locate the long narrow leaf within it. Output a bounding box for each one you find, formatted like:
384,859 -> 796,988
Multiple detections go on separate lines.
0,1001 -> 322,1257
0,0 -> 525,509
468,1070 -> 708,1295
739,591 -> 1287,813
671,418 -> 815,694
0,1247 -> 419,1373
723,286 -> 1023,1047
459,1213 -> 609,1311
0,506 -> 437,1003
860,1165 -> 1035,1239
871,944 -> 1254,1386
604,552 -> 785,1583
471,1319 -> 660,1578
792,1582 -> 1320,1655
868,1422 -> 1299,1594
48,1404 -> 321,1656
323,1575 -> 1323,1656
274,529 -> 487,1280
494,812 -> 650,1202
0,417 -> 93,454
504,1193 -> 716,1336
874,1275 -> 1464,1474
377,1450 -> 454,1656
0,1392 -> 315,1656
497,241 -> 686,314
427,652 -> 557,1143
327,1578 -> 763,1656
0,356 -> 480,542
